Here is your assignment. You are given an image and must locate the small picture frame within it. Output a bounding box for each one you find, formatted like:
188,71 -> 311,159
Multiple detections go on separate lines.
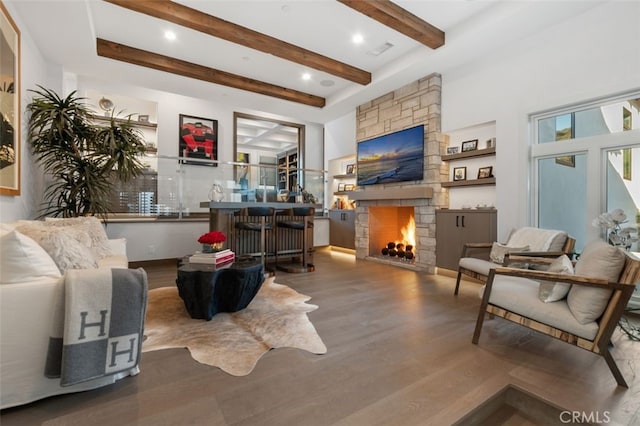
338,183 -> 346,192
346,164 -> 355,174
485,137 -> 496,149
477,166 -> 493,179
461,139 -> 478,152
344,184 -> 355,191
138,114 -> 149,123
453,166 -> 467,181
446,146 -> 459,155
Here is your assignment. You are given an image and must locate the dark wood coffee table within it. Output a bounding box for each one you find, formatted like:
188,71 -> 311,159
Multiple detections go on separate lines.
176,258 -> 265,320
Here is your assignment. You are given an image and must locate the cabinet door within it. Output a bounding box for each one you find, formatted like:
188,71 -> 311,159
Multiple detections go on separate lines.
436,210 -> 497,270
436,211 -> 463,270
329,210 -> 355,249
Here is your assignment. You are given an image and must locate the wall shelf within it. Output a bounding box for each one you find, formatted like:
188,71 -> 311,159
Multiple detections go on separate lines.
442,177 -> 496,188
90,114 -> 158,129
442,147 -> 495,161
333,173 -> 356,179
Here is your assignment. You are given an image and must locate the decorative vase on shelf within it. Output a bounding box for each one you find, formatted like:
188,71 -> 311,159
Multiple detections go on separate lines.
208,183 -> 224,202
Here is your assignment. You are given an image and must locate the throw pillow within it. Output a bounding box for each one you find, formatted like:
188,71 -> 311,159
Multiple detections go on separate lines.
15,223 -> 98,273
0,230 -> 62,283
566,240 -> 626,324
44,216 -> 112,259
537,255 -> 574,303
489,242 -> 530,264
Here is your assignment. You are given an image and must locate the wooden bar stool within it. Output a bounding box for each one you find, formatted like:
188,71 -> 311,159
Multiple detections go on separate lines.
232,207 -> 275,269
276,207 -> 315,273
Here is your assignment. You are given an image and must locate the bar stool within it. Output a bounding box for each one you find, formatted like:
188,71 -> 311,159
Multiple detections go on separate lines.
276,207 -> 315,273
232,207 -> 275,269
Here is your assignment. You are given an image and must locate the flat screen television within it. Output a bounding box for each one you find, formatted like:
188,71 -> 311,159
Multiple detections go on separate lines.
357,125 -> 424,186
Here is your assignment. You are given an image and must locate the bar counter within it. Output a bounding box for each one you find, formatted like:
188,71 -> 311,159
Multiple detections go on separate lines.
199,201 -> 321,232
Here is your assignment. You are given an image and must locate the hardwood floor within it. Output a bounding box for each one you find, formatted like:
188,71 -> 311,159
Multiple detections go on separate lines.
2,248 -> 639,425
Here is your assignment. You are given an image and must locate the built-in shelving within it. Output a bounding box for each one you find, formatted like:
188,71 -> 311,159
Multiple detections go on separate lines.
90,114 -> 158,129
441,177 -> 496,188
442,147 -> 495,162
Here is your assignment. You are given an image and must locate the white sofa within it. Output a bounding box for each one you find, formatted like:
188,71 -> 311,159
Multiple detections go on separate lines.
0,218 -> 140,409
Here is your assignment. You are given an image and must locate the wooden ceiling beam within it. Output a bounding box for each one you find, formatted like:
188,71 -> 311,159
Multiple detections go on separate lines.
104,0 -> 371,85
338,0 -> 445,49
96,39 -> 326,108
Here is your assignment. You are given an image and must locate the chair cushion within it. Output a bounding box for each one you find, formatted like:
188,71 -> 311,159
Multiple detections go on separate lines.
489,242 -> 529,264
538,255 -> 574,303
485,276 -> 599,340
459,257 -> 495,277
567,240 -> 626,324
507,227 -> 568,252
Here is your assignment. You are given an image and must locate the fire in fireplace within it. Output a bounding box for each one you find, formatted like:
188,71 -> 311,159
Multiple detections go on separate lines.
368,207 -> 417,263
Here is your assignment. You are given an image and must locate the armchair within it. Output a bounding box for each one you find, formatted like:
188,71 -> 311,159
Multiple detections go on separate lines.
454,226 -> 575,295
472,241 -> 640,387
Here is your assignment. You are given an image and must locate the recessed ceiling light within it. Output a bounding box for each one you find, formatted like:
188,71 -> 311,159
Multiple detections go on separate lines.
302,73 -> 311,81
164,30 -> 176,41
352,33 -> 364,45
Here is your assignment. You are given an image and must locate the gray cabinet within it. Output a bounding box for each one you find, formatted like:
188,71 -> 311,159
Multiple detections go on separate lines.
436,209 -> 497,270
329,210 -> 355,249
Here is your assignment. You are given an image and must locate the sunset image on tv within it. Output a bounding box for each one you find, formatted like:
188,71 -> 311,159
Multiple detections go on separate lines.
357,125 -> 424,186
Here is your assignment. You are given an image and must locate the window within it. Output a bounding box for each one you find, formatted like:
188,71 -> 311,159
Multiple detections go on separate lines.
531,92 -> 640,252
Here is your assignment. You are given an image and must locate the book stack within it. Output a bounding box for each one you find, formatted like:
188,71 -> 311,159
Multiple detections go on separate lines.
189,249 -> 235,268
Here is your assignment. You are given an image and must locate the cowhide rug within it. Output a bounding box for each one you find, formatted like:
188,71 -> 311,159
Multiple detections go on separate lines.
142,276 -> 327,376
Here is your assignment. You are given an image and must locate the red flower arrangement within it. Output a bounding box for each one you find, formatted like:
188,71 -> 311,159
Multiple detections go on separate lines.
197,231 -> 227,245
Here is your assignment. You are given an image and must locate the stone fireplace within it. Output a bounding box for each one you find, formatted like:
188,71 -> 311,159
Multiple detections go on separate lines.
353,73 -> 446,273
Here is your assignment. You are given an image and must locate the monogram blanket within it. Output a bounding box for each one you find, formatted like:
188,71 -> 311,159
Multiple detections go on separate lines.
45,268 -> 147,386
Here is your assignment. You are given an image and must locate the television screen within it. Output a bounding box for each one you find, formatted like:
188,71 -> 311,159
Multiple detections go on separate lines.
357,125 -> 424,186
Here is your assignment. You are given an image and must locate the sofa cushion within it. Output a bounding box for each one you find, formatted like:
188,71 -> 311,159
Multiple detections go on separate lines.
44,216 -> 112,259
0,231 -> 62,284
97,254 -> 128,269
507,227 -> 568,252
485,275 -> 599,340
14,223 -> 98,273
538,255 -> 574,303
489,242 -> 529,264
567,240 -> 626,324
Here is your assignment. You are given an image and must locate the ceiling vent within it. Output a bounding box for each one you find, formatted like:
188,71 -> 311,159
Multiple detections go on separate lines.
367,42 -> 394,57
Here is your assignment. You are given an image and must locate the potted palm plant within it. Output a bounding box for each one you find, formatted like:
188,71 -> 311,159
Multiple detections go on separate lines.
27,86 -> 146,218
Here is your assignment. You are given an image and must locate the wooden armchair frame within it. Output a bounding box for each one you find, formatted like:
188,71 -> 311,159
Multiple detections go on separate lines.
454,236 -> 576,295
472,252 -> 640,387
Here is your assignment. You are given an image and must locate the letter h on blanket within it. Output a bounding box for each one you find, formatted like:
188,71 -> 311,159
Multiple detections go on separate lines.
45,268 -> 148,386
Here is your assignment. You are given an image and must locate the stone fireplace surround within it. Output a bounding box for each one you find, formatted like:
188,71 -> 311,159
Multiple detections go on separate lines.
353,73 -> 446,274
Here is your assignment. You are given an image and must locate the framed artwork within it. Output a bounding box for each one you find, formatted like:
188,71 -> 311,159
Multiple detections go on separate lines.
461,139 -> 478,152
346,164 -> 355,175
446,146 -> 459,155
453,166 -> 466,181
344,184 -> 355,191
138,114 -> 149,123
555,155 -> 575,168
338,183 -> 345,192
179,114 -> 218,166
477,166 -> 493,179
0,1 -> 20,195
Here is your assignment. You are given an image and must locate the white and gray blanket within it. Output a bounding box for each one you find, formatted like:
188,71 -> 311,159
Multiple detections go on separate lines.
45,268 -> 147,386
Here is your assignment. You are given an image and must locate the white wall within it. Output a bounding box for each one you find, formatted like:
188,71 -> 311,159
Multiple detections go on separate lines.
324,110 -> 356,209
441,1 -> 640,241
0,1 -> 59,223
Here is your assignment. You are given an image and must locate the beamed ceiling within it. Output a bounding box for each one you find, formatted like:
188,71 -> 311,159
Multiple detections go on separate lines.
8,1 -> 606,124
100,0 -> 443,108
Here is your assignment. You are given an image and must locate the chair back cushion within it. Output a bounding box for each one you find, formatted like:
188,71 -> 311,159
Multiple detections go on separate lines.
538,254 -> 574,303
566,240 -> 626,324
507,227 -> 568,252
